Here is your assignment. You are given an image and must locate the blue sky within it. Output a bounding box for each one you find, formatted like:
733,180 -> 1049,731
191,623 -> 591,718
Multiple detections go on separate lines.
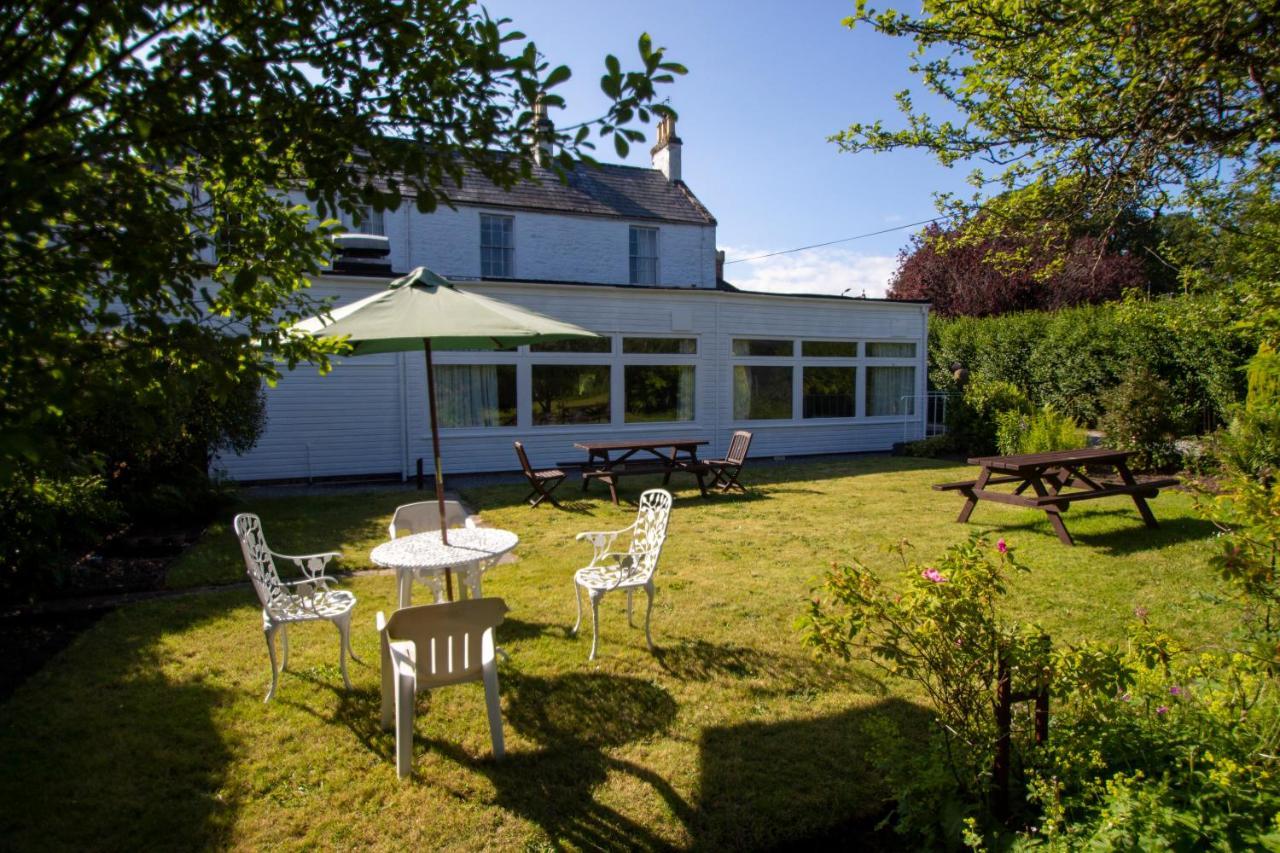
483,0 -> 970,296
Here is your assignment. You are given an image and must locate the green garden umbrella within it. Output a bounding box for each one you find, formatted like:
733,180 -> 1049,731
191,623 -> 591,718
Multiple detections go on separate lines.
292,266 -> 598,595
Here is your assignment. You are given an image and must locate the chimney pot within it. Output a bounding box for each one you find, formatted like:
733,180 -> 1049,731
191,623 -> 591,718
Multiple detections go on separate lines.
650,115 -> 682,182
532,96 -> 554,166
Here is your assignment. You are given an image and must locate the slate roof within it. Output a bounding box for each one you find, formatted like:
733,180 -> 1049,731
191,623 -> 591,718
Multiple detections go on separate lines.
438,160 -> 717,226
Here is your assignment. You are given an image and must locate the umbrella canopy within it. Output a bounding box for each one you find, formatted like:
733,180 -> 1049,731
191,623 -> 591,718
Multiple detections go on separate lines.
291,266 -> 598,593
292,266 -> 596,353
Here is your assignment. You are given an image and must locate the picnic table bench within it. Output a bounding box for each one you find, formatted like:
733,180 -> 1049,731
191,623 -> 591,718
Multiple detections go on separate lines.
570,439 -> 710,505
933,448 -> 1179,546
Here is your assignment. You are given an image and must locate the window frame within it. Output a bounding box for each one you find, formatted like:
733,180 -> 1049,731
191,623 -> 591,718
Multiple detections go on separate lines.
345,205 -> 385,236
480,213 -> 515,278
629,225 -> 660,285
728,336 -> 920,425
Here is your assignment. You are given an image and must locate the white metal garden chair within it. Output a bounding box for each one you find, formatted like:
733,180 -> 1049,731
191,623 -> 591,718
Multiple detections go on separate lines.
233,513 -> 359,702
571,488 -> 673,660
377,597 -> 508,778
388,500 -> 476,605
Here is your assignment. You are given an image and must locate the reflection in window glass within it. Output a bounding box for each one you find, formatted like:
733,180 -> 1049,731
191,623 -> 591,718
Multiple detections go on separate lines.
625,365 -> 695,422
801,340 -> 857,358
532,364 -> 611,425
435,365 -> 516,427
622,337 -> 696,355
866,342 -> 916,358
866,366 -> 916,416
803,367 -> 855,418
733,365 -> 792,420
732,339 -> 793,357
529,337 -> 611,353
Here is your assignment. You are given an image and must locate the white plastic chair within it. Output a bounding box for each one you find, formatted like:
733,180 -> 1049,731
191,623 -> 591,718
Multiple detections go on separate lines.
388,500 -> 478,605
233,512 -> 358,702
571,488 -> 673,660
377,598 -> 508,778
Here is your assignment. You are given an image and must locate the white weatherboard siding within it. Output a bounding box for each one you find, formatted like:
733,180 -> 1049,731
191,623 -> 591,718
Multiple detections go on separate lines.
214,275 -> 929,482
401,204 -> 716,287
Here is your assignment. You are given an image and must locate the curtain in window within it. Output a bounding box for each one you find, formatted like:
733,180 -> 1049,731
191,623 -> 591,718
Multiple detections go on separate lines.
676,366 -> 695,420
435,365 -> 501,427
866,366 -> 916,416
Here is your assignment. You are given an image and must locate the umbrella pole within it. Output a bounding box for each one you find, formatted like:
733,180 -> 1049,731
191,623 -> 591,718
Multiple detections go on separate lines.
424,338 -> 454,600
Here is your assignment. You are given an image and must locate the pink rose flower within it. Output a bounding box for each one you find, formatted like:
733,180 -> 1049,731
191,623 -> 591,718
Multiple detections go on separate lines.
921,568 -> 948,584
1169,685 -> 1183,697
1156,705 -> 1169,716
996,539 -> 1008,553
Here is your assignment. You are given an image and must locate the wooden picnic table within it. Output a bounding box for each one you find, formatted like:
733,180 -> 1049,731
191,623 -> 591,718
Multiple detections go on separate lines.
572,438 -> 710,504
933,448 -> 1180,546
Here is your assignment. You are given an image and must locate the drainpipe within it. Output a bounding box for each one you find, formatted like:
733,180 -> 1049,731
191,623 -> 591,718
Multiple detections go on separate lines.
713,295 -> 722,457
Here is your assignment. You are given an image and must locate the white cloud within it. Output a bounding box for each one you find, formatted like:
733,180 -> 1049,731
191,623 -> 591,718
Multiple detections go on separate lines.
720,246 -> 899,299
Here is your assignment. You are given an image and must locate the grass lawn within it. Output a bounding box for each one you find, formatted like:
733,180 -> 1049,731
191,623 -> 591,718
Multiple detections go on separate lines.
0,456 -> 1229,849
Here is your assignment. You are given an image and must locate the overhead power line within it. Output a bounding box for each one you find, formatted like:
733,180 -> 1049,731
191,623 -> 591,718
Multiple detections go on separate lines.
723,216 -> 946,265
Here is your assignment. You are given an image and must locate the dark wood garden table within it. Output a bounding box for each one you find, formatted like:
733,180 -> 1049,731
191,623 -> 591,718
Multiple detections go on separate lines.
572,438 -> 710,504
933,448 -> 1180,546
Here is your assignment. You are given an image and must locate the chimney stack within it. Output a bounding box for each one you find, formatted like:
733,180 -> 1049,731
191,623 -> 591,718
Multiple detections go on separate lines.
715,249 -> 725,282
532,96 -> 554,166
650,114 -> 681,182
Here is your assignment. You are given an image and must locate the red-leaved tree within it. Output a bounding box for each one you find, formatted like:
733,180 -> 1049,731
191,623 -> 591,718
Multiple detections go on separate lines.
889,224 -> 1146,317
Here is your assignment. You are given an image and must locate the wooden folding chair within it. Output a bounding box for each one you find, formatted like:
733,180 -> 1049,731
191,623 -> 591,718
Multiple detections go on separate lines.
704,430 -> 753,493
514,441 -> 566,508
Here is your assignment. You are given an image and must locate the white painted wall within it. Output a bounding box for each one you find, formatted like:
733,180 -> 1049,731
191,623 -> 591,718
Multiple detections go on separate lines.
395,204 -> 715,288
214,275 -> 930,482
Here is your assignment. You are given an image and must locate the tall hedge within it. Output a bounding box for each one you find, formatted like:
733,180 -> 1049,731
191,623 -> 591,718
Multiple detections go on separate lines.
929,296 -> 1254,431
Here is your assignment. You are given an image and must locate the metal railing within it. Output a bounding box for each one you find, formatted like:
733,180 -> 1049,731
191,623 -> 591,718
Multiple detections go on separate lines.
900,392 -> 954,443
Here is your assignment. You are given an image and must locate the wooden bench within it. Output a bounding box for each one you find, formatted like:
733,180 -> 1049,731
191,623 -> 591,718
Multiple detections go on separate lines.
1032,478 -> 1180,506
933,475 -> 1030,491
934,449 -> 1180,545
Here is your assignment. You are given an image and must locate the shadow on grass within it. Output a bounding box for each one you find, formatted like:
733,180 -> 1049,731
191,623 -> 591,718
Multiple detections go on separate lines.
692,697 -> 931,851
497,616 -> 564,643
422,670 -> 685,851
282,667 -> 393,763
413,667 -> 918,849
655,638 -> 885,698
0,593 -> 245,848
1074,515 -> 1216,555
960,505 -> 1215,554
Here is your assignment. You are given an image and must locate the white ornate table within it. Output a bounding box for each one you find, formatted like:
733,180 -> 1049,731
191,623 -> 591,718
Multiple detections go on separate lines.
371,527 -> 519,608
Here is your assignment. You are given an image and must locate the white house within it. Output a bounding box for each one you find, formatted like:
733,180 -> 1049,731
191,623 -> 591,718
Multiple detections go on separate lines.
216,119 -> 930,482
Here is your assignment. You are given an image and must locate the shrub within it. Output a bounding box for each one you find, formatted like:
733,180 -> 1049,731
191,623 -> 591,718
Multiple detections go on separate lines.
1098,366 -> 1181,471
947,379 -> 1034,456
803,536 -> 1053,844
1028,624 -> 1280,849
0,475 -> 122,603
995,405 -> 1086,455
1246,341 -> 1280,411
802,537 -> 1280,848
930,296 -> 1254,431
895,434 -> 953,458
1212,405 -> 1280,483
